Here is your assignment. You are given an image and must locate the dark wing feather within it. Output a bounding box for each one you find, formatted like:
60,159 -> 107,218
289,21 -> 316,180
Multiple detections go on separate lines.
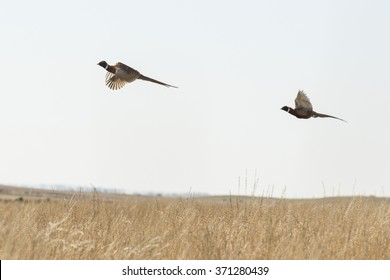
115,62 -> 140,76
295,90 -> 313,111
105,72 -> 127,90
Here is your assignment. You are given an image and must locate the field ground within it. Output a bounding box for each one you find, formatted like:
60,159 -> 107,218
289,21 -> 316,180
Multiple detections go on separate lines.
1,184 -> 389,259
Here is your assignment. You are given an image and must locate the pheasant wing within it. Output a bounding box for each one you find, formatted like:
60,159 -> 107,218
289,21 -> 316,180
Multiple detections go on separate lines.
295,90 -> 313,111
115,62 -> 140,75
105,72 -> 127,90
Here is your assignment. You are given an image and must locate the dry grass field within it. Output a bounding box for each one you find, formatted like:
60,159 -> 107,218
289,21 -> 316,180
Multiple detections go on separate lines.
0,185 -> 389,260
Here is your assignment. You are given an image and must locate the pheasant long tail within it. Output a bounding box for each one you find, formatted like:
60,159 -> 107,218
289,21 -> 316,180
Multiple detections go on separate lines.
138,74 -> 178,88
312,111 -> 347,122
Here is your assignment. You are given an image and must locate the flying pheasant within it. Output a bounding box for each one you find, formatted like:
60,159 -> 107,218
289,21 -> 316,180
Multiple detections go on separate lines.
98,61 -> 177,90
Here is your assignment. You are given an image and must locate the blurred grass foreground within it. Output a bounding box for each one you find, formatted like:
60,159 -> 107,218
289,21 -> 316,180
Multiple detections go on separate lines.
0,185 -> 389,259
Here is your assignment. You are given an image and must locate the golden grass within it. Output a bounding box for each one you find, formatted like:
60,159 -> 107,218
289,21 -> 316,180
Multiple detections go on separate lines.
0,189 -> 390,259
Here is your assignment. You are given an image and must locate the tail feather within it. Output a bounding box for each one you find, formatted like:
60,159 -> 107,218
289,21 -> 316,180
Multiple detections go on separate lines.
138,74 -> 178,88
312,111 -> 347,122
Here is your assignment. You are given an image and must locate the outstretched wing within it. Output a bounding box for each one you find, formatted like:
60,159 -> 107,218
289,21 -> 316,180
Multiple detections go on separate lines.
295,90 -> 313,111
105,72 -> 127,90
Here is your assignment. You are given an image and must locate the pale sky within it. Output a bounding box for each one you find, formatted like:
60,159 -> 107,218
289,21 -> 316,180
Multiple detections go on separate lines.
1,0 -> 389,198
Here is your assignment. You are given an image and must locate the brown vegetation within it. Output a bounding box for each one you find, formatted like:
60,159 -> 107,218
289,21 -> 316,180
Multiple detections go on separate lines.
0,186 -> 389,259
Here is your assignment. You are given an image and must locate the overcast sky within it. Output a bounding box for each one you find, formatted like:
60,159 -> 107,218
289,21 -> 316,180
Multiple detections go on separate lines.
1,0 -> 389,198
